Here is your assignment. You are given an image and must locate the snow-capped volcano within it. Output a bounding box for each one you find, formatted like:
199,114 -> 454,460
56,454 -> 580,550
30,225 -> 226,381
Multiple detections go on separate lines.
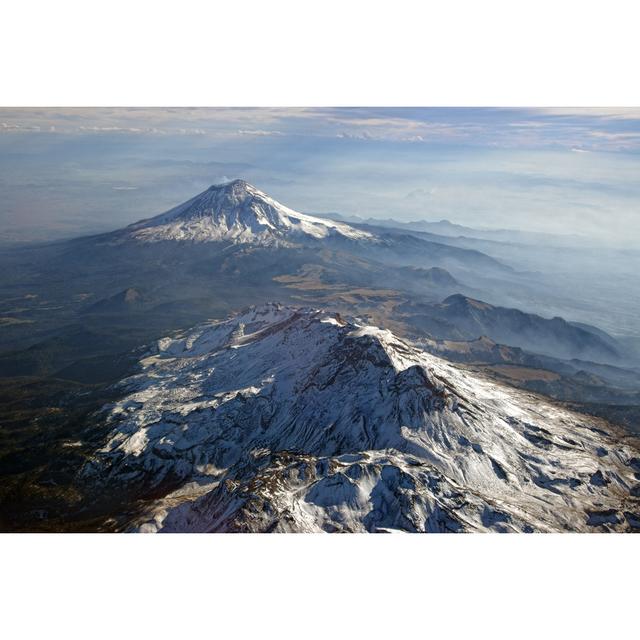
125,179 -> 373,245
82,303 -> 640,533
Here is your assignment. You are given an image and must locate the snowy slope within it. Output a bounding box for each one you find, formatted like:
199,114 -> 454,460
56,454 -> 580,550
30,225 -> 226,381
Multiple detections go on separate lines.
82,303 -> 640,533
125,179 -> 373,245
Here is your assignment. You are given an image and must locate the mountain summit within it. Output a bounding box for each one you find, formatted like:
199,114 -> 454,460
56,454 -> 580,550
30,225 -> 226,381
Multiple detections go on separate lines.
125,179 -> 373,245
82,303 -> 640,532
108,179 -> 512,279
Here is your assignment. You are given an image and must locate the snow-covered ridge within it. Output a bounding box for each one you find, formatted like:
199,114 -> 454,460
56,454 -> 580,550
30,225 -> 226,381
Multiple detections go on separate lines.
126,179 -> 374,245
82,303 -> 640,533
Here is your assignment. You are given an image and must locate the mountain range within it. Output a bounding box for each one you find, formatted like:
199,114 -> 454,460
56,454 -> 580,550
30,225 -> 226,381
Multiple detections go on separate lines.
81,304 -> 640,532
315,211 -> 591,247
401,294 -> 622,363
1,180 -> 628,360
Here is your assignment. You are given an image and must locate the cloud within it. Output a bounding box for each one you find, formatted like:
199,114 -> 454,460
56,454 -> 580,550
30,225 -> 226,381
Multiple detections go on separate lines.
589,131 -> 640,140
79,126 -> 158,133
1,107 -> 639,152
336,131 -> 374,140
507,121 -> 553,128
237,129 -> 283,137
405,187 -> 436,199
1,121 -> 42,132
532,107 -> 640,120
78,125 -> 207,136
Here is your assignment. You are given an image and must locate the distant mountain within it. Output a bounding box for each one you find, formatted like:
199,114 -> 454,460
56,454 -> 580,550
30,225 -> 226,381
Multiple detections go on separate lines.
81,304 -> 640,532
347,224 -> 513,277
102,180 -> 512,278
398,266 -> 459,288
314,212 -> 478,237
314,211 -> 588,247
568,321 -> 622,352
416,334 -> 640,417
119,180 -> 373,245
401,220 -> 587,247
403,294 -> 623,364
82,287 -> 145,314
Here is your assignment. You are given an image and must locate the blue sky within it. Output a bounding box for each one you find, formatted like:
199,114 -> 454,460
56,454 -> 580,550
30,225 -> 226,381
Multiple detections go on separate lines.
1,107 -> 639,244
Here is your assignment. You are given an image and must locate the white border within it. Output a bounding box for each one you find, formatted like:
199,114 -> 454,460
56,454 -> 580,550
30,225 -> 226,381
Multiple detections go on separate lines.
1,533 -> 638,638
1,1 -> 639,636
1,0 -> 639,105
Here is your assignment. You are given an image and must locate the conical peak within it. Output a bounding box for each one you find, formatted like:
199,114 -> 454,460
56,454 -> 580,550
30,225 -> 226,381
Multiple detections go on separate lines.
197,179 -> 270,212
208,179 -> 256,197
127,179 -> 375,244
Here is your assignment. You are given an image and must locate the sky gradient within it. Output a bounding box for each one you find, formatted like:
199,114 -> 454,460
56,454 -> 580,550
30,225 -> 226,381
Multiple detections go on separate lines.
1,107 -> 639,245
